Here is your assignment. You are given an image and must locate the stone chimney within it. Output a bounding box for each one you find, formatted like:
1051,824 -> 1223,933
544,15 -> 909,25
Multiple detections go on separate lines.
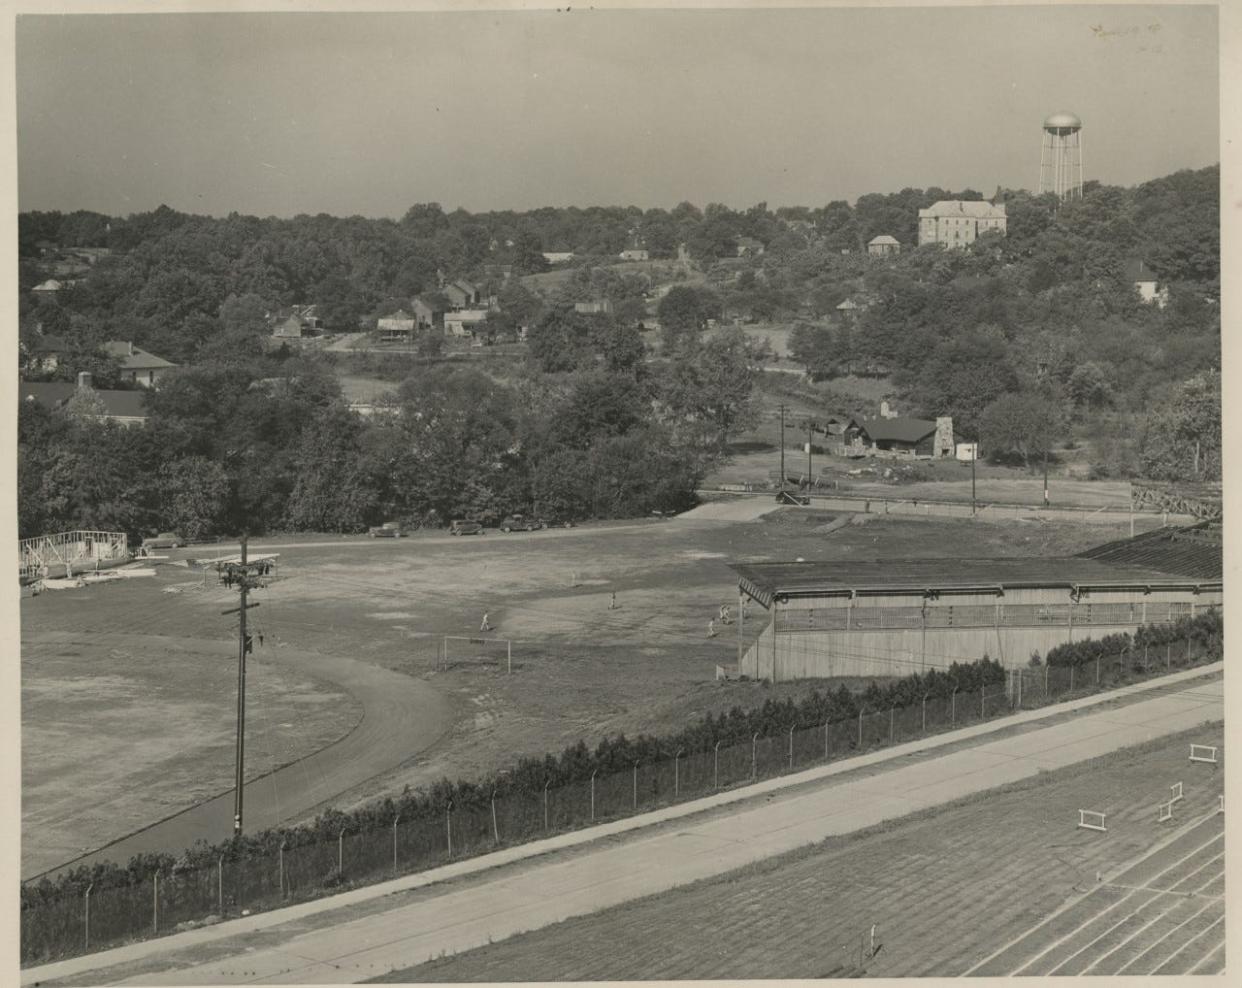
880,400 -> 897,419
934,416 -> 954,458
77,371 -> 93,390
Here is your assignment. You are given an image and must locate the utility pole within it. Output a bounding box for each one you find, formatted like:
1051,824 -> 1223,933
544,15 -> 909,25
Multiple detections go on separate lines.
1043,446 -> 1050,508
778,404 -> 788,491
806,420 -> 813,485
971,440 -> 977,515
221,537 -> 265,837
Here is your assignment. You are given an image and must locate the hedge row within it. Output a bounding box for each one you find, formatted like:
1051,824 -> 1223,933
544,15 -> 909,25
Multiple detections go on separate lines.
1044,610 -> 1222,668
23,656 -> 1007,907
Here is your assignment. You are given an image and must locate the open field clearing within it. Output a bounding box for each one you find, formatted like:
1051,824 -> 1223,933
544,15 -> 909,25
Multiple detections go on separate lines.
22,509 -> 1147,875
21,632 -> 362,877
376,724 -> 1225,981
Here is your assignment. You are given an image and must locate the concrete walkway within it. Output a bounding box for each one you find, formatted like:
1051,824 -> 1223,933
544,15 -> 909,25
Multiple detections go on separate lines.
24,664 -> 1221,986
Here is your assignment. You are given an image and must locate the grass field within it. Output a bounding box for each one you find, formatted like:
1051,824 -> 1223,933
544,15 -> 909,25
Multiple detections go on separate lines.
21,630 -> 362,875
21,508 -> 1148,875
373,724 -> 1225,981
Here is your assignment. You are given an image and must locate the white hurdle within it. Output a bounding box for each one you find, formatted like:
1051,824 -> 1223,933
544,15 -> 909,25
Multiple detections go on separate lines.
1158,801 -> 1174,823
1077,809 -> 1107,833
1189,744 -> 1218,764
1169,781 -> 1184,805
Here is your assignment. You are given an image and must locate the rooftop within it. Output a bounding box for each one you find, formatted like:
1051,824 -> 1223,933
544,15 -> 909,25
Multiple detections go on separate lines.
19,381 -> 149,420
103,341 -> 176,370
731,556 -> 1217,605
1077,523 -> 1222,580
919,201 -> 1006,219
857,416 -> 938,444
868,235 -> 901,245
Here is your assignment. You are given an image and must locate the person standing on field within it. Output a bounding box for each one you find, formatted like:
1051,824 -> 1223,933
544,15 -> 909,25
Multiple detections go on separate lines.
480,612 -> 492,632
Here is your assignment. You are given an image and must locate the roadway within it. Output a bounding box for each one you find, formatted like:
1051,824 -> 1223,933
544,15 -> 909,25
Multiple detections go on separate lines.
25,667 -> 1222,986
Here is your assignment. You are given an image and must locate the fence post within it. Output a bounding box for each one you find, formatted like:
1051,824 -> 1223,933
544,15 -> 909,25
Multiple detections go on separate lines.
921,694 -> 928,733
632,761 -> 639,810
84,883 -> 93,952
1070,664 -> 1074,692
951,688 -> 958,728
446,805 -> 453,858
217,856 -> 224,916
1144,644 -> 1149,673
858,707 -> 865,747
674,749 -> 683,798
1166,643 -> 1171,672
889,705 -> 896,743
1096,656 -> 1101,685
751,733 -> 760,779
544,779 -> 551,830
714,740 -> 722,790
823,719 -> 830,760
338,829 -> 346,875
789,726 -> 795,770
492,789 -> 501,844
392,814 -> 401,877
590,770 -> 597,821
153,871 -> 159,935
980,686 -> 986,719
1044,665 -> 1049,695
279,840 -> 287,899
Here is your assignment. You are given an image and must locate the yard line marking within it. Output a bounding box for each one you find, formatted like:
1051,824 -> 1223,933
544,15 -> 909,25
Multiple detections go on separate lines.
1046,851 -> 1224,976
1188,943 -> 1226,975
1150,915 -> 1225,975
1101,882 -> 1224,902
1112,896 -> 1221,975
970,826 -> 1223,977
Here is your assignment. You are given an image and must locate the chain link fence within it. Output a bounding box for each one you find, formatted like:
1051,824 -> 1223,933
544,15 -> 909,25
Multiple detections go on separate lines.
21,635 -> 1219,965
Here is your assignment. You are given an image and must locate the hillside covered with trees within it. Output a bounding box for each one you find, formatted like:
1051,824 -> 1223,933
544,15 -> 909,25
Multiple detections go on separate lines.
17,164 -> 1219,540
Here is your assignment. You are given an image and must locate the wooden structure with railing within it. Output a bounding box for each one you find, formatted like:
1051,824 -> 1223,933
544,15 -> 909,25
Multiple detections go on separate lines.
19,530 -> 129,583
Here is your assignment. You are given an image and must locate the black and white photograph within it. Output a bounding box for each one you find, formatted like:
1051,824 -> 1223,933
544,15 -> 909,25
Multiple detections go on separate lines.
10,1 -> 1230,983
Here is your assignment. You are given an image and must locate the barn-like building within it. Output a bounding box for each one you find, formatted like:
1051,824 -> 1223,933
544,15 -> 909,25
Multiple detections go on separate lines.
730,525 -> 1222,682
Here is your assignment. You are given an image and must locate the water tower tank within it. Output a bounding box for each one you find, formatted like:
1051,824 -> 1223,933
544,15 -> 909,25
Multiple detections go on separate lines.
1039,113 -> 1083,199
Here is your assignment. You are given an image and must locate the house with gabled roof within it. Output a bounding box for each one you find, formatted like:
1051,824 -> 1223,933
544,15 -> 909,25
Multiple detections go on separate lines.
867,235 -> 901,257
20,374 -> 149,427
103,341 -> 177,388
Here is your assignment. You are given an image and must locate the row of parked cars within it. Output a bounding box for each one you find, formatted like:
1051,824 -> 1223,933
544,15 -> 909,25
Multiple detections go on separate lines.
140,513 -> 569,548
368,514 -> 571,538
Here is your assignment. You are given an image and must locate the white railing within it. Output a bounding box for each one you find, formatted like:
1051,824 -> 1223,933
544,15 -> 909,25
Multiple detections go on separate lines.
18,530 -> 128,581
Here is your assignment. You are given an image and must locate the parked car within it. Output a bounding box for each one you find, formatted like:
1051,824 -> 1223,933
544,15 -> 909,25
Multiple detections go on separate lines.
449,519 -> 485,536
368,522 -> 406,538
143,532 -> 184,549
499,514 -> 546,533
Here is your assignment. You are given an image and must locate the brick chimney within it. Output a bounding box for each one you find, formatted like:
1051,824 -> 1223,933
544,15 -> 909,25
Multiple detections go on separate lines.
77,371 -> 93,390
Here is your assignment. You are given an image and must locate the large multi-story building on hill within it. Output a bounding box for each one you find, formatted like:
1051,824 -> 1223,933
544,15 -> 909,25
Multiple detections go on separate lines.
918,200 -> 1007,248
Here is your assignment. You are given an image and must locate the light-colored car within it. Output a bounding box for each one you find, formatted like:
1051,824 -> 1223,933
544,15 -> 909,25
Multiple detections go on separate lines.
143,532 -> 184,549
449,519 -> 485,536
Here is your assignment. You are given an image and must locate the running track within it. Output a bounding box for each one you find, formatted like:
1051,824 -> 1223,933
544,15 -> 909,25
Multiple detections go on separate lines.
966,811 -> 1225,976
27,646 -> 454,882
24,672 -> 1222,985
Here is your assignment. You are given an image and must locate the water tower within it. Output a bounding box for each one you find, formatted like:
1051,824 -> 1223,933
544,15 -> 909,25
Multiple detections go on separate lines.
1039,112 -> 1083,200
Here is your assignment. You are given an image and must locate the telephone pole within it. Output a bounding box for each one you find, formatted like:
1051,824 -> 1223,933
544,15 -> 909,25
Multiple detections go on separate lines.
220,536 -> 265,837
778,404 -> 788,491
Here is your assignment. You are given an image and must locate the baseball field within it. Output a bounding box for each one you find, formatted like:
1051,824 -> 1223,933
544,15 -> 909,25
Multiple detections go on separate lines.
21,503 -> 1149,878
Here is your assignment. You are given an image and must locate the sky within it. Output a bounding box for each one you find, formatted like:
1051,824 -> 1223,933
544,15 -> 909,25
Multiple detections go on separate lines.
15,4 -> 1220,218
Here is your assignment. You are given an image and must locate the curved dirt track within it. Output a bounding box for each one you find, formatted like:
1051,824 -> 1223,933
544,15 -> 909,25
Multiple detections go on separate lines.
32,647 -> 454,880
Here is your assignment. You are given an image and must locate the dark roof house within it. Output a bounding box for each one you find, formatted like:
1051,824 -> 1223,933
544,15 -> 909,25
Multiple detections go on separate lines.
20,376 -> 149,425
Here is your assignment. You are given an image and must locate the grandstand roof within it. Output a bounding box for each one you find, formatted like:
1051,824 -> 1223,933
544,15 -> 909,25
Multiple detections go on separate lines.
1077,523 -> 1222,580
731,556 -> 1217,607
